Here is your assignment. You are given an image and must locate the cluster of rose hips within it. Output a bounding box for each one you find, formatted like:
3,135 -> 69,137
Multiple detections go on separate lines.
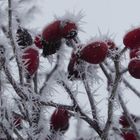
123,27 -> 140,79
15,16 -> 140,140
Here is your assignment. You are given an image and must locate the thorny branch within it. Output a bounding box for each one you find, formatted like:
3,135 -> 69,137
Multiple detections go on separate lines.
1,54 -> 27,100
82,75 -> 101,132
39,54 -> 60,95
104,61 -> 140,98
8,0 -> 24,85
58,80 -> 103,137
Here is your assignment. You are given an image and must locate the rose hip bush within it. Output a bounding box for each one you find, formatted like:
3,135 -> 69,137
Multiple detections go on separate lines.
0,0 -> 140,140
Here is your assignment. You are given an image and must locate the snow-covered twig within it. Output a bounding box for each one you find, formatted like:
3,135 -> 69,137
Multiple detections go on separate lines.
39,54 -> 60,95
102,56 -> 121,139
40,101 -> 74,111
8,0 -> 24,85
82,76 -> 101,131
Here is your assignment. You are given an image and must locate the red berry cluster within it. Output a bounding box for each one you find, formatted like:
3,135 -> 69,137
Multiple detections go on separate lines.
34,20 -> 78,57
123,28 -> 140,79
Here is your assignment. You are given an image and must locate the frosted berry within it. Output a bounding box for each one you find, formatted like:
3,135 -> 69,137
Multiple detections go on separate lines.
128,59 -> 140,79
34,34 -> 43,49
50,108 -> 69,133
61,21 -> 77,39
42,20 -> 62,42
16,27 -> 33,47
80,41 -> 108,64
22,47 -> 39,76
130,48 -> 140,59
119,115 -> 130,128
41,20 -> 63,56
123,28 -> 140,49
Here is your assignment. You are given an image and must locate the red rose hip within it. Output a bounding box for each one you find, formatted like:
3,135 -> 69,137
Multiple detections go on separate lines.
123,28 -> 140,49
80,41 -> 108,64
22,47 -> 39,76
128,59 -> 140,79
50,108 -> 69,132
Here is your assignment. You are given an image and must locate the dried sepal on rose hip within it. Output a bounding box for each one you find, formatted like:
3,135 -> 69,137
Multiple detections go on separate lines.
50,108 -> 70,133
129,48 -> 140,59
22,47 -> 39,77
123,27 -> 140,49
80,41 -> 108,64
16,27 -> 33,47
105,39 -> 116,50
128,58 -> 140,79
61,20 -> 78,39
105,39 -> 119,58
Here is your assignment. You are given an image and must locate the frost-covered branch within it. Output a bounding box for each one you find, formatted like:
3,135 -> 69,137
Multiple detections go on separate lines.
82,76 -> 101,131
39,55 -> 60,95
8,0 -> 24,85
104,61 -> 140,98
0,45 -> 27,100
102,56 -> 121,139
58,80 -> 103,137
40,101 -> 74,111
123,77 -> 140,98
0,122 -> 14,140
